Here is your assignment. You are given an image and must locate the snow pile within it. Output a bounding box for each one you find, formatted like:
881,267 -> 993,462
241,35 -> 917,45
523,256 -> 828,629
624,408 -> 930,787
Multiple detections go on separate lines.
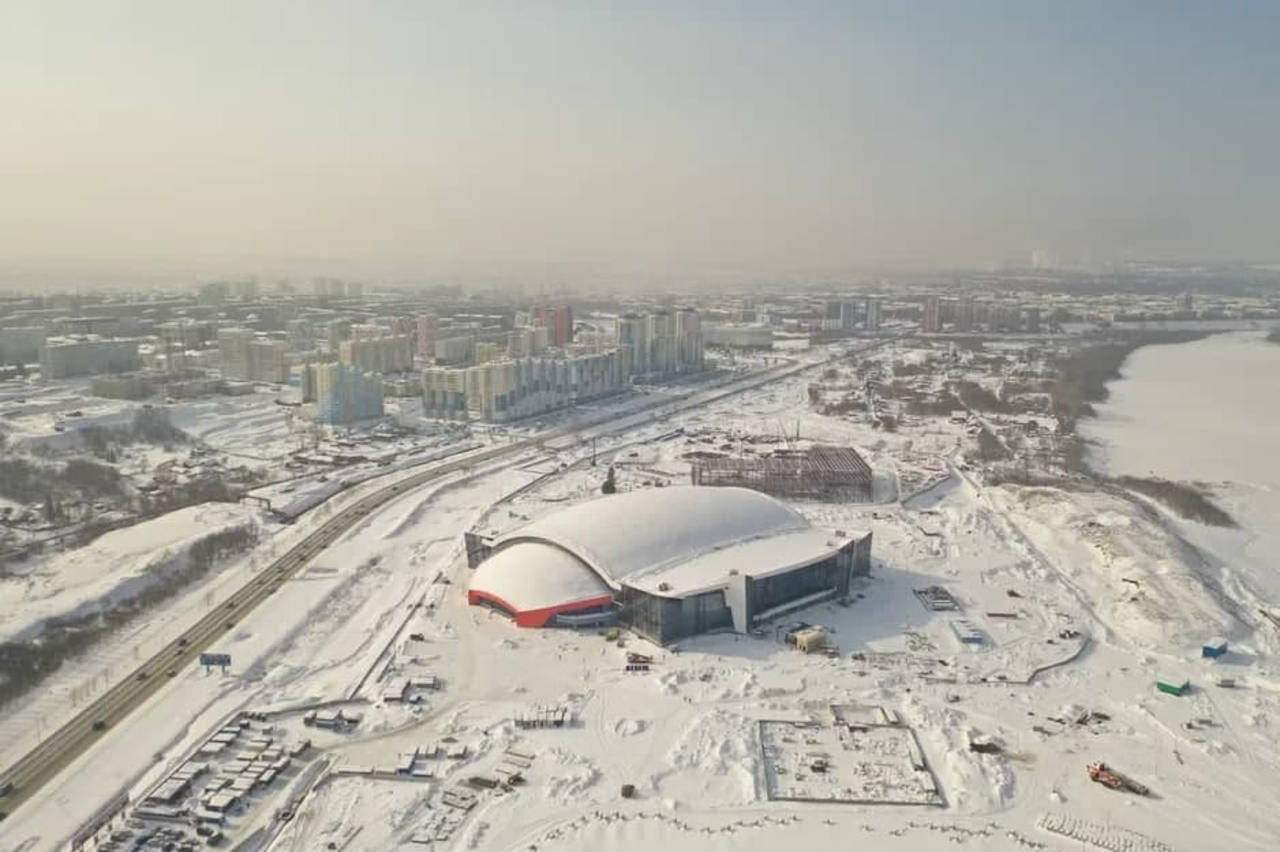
902,698 -> 1013,814
655,709 -> 759,804
543,747 -> 602,802
613,718 -> 647,737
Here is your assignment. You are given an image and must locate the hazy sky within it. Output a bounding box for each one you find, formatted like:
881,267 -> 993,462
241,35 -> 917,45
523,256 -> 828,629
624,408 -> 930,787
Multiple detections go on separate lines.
3,1 -> 1279,277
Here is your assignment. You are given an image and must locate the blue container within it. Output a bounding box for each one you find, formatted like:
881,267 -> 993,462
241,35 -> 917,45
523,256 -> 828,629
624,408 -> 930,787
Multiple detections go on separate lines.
1202,638 -> 1228,659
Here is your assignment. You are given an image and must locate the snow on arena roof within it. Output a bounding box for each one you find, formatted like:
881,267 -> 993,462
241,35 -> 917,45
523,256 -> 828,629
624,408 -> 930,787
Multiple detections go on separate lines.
494,486 -> 830,592
469,541 -> 612,613
622,527 -> 845,597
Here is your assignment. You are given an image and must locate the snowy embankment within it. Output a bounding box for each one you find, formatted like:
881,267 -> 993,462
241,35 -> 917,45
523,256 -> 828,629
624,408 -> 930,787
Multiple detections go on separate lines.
988,484 -> 1240,653
0,501 -> 257,643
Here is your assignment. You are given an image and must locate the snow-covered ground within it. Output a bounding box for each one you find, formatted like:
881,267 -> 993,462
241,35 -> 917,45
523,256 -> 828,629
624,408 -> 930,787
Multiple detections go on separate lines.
6,342 -> 1280,852
1082,331 -> 1280,605
0,502 -> 256,644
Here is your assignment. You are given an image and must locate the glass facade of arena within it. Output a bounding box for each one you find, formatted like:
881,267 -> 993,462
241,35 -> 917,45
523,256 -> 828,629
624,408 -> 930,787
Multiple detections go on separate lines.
619,533 -> 872,645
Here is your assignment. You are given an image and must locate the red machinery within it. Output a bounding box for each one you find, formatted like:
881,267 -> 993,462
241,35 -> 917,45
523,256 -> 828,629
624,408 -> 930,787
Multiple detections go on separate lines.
1087,762 -> 1150,796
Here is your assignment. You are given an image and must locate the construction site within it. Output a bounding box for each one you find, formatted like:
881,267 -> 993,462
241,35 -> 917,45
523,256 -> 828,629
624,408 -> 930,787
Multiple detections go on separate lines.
688,444 -> 873,502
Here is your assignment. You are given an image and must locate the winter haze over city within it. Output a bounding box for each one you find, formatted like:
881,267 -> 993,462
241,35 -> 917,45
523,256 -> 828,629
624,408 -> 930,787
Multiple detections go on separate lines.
3,3 -> 1280,852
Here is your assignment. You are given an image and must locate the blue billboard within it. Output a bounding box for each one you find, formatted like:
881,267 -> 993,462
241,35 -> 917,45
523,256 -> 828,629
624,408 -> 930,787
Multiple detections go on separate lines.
199,653 -> 232,667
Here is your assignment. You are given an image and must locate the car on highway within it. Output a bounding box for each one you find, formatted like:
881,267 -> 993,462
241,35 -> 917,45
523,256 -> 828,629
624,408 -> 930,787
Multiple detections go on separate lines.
0,780 -> 12,796
167,669 -> 178,678
178,637 -> 189,646
135,671 -> 149,682
93,720 -> 108,731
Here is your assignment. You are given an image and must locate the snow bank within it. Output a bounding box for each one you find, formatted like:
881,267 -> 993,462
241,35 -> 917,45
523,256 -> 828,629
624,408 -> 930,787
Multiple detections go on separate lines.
992,485 -> 1236,651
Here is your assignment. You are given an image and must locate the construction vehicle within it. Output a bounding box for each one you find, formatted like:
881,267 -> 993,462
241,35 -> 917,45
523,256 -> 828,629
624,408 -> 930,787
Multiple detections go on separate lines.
1087,761 -> 1149,796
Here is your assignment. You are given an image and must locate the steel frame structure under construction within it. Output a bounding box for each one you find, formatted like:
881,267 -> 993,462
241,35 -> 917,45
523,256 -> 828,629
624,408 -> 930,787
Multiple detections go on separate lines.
689,444 -> 872,501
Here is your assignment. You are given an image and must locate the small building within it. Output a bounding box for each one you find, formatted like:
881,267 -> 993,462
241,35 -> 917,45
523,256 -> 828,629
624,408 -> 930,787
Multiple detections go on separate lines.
382,678 -> 410,702
205,792 -> 239,813
1156,678 -> 1190,697
1202,637 -> 1229,659
794,626 -> 828,654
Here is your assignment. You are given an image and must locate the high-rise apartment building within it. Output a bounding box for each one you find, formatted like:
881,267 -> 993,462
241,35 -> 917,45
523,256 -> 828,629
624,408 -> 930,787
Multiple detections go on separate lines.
922,296 -> 942,334
339,328 -> 413,374
864,297 -> 882,331
314,361 -> 384,425
825,300 -> 855,331
1025,306 -> 1041,333
616,313 -> 648,375
422,349 -> 623,422
326,319 -> 353,353
613,309 -> 704,377
158,319 -> 215,352
0,326 -> 47,366
955,298 -> 975,333
533,305 -> 574,347
197,281 -> 228,307
40,337 -> 141,380
646,309 -> 676,375
387,316 -> 417,354
217,328 -> 292,383
415,314 -> 439,358
287,318 -> 314,351
675,307 -> 705,372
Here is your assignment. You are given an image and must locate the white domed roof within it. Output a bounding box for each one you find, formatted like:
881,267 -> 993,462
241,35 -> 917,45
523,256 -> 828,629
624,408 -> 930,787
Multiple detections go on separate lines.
496,486 -> 810,588
469,541 -> 611,613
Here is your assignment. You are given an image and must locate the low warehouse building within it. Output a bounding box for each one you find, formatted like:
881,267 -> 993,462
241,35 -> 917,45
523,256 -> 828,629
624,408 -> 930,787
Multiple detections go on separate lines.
467,486 -> 871,644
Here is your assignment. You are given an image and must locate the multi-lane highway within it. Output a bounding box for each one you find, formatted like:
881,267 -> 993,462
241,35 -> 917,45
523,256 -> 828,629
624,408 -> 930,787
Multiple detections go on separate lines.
0,346 -> 881,818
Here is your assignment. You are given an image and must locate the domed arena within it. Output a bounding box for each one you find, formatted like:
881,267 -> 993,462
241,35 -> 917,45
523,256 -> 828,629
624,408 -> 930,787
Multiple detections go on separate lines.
467,486 -> 871,644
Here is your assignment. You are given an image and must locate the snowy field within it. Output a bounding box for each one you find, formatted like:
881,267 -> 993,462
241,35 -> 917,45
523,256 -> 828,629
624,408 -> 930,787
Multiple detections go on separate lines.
5,340 -> 1280,852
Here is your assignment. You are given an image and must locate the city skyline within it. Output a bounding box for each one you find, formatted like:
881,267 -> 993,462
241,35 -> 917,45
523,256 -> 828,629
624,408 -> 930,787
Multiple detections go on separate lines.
4,1 -> 1280,283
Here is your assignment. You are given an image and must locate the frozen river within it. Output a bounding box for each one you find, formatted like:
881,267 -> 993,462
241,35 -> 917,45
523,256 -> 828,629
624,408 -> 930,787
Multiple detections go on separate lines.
1082,330 -> 1280,600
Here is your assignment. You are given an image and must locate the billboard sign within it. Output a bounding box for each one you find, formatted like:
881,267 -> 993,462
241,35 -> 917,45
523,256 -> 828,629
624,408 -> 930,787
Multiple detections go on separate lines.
199,653 -> 232,667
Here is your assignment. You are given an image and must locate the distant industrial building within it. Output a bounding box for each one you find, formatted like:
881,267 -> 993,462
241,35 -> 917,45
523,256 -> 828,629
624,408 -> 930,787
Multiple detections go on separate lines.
40,336 -> 141,380
467,486 -> 872,642
314,361 -> 385,425
690,445 -> 873,502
